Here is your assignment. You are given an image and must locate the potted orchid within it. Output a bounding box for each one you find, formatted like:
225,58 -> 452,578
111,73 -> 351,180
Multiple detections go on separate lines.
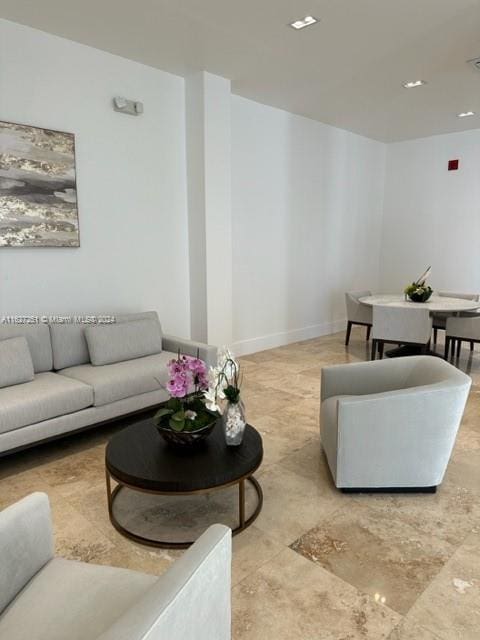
204,348 -> 246,446
153,352 -> 219,447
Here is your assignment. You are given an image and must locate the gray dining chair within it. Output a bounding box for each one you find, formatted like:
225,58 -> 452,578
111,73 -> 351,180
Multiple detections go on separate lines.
344,290 -> 372,346
445,315 -> 480,360
432,291 -> 480,350
371,306 -> 432,360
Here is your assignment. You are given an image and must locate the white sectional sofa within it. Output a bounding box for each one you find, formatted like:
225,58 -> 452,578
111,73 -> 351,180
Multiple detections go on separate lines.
0,312 -> 217,455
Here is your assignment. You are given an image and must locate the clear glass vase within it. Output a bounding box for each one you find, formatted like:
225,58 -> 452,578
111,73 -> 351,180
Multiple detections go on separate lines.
222,398 -> 246,446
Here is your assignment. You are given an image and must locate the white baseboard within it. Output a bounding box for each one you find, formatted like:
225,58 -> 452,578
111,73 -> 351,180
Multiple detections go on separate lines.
230,319 -> 346,357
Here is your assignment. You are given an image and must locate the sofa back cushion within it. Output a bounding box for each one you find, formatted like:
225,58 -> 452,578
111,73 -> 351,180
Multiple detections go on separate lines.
0,323 -> 52,373
49,312 -> 161,370
85,318 -> 163,366
0,337 -> 35,388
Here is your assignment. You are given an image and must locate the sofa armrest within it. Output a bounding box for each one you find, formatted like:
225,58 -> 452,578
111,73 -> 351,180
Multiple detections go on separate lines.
97,524 -> 232,640
0,492 -> 54,615
321,358 -> 414,403
162,334 -> 218,368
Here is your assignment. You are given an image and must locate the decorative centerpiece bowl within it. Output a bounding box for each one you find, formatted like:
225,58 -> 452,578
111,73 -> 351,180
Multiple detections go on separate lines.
404,266 -> 433,303
404,284 -> 433,303
155,410 -> 217,447
153,354 -> 219,448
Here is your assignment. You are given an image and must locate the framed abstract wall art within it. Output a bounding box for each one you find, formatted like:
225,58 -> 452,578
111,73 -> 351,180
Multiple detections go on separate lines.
0,120 -> 80,247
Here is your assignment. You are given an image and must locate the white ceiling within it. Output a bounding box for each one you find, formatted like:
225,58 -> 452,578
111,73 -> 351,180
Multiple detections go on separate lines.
1,0 -> 480,142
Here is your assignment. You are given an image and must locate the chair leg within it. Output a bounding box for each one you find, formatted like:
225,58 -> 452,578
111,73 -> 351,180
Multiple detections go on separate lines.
444,337 -> 450,360
378,341 -> 385,359
366,325 -> 371,342
433,328 -> 438,345
345,321 -> 353,346
371,339 -> 377,361
470,341 -> 474,352
456,339 -> 462,358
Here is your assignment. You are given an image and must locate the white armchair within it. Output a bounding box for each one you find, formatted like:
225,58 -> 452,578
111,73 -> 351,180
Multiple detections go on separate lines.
320,356 -> 471,491
0,493 -> 232,640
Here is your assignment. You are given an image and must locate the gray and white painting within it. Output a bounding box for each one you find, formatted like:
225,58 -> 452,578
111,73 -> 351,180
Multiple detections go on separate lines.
0,121 -> 79,247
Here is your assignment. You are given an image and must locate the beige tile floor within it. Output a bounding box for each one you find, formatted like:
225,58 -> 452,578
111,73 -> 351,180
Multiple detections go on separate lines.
1,328 -> 479,639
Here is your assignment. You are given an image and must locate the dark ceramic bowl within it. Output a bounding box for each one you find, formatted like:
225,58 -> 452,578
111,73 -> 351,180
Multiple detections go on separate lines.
156,420 -> 217,448
408,290 -> 433,303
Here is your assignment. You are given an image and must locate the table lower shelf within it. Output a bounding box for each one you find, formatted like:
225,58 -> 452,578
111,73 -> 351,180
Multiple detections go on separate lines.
106,471 -> 263,549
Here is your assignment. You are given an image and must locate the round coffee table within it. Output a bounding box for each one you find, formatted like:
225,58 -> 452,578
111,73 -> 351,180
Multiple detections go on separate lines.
105,418 -> 263,548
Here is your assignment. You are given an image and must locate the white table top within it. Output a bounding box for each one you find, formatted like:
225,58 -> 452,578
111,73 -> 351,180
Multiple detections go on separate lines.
359,294 -> 480,313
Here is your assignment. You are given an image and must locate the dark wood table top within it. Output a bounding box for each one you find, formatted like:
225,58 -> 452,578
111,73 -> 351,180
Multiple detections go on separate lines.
105,417 -> 263,493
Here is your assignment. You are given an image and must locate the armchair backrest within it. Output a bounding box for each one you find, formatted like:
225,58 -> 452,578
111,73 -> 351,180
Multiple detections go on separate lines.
446,315 -> 480,340
97,524 -> 232,640
438,291 -> 480,301
372,306 -> 432,344
345,291 -> 372,324
0,493 -> 54,615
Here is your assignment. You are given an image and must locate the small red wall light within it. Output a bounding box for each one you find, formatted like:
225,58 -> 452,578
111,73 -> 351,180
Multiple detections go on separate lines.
448,159 -> 459,171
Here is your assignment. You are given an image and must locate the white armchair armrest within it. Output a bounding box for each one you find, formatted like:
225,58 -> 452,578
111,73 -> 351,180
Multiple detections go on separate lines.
97,524 -> 232,640
0,492 -> 54,615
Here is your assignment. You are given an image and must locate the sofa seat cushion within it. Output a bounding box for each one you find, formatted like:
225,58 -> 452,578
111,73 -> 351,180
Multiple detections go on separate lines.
0,373 -> 94,434
58,352 -> 174,407
0,557 -> 157,640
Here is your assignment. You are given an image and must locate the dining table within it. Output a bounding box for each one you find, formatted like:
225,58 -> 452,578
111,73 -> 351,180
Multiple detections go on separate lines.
358,294 -> 480,313
358,294 -> 480,357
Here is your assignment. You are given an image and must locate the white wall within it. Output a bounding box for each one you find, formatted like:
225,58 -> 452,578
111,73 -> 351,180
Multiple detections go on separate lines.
380,129 -> 480,293
231,96 -> 386,354
0,20 -> 190,337
185,72 -> 233,346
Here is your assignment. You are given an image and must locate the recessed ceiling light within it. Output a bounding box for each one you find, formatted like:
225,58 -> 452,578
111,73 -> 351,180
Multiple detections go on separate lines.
457,111 -> 475,118
402,80 -> 427,89
289,16 -> 318,30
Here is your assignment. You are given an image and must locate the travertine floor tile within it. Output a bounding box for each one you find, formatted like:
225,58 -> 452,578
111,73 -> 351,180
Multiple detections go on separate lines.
350,482 -> 480,547
387,619 -> 442,640
407,532 -> 480,639
254,464 -> 338,545
253,415 -> 315,466
290,502 -> 455,614
231,525 -> 284,586
232,547 -> 401,640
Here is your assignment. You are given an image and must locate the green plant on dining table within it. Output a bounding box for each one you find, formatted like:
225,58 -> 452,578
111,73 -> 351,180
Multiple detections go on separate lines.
404,266 -> 433,302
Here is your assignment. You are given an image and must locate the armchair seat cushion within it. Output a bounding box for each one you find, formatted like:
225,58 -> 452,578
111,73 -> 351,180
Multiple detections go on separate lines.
0,557 -> 157,640
58,352 -> 174,407
0,373 -> 93,434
